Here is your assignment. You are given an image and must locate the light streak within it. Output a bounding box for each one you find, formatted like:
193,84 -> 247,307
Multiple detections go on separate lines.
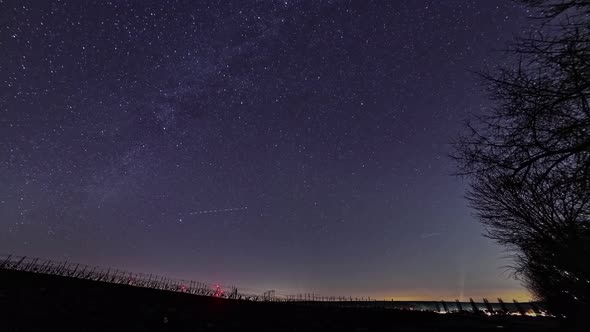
420,232 -> 441,238
189,206 -> 248,215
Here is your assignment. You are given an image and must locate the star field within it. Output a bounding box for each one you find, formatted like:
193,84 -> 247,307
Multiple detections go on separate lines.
1,0 -> 530,300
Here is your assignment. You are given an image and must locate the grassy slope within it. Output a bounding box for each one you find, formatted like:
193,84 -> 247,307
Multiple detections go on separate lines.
0,269 -> 559,331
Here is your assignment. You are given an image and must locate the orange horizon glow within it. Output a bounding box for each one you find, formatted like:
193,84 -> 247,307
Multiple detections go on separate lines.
371,289 -> 533,302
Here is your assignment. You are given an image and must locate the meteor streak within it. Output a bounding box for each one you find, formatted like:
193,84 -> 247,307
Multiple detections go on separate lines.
189,206 -> 248,215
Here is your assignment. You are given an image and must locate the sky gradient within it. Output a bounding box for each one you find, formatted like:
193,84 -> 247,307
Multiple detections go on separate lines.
1,0 -> 531,300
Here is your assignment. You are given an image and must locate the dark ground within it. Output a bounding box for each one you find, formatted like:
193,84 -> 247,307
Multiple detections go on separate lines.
0,269 -> 562,331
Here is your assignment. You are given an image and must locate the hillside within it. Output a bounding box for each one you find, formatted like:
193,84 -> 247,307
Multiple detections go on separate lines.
0,268 -> 560,331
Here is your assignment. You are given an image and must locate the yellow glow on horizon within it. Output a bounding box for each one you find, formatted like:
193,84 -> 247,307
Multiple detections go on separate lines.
369,289 -> 533,302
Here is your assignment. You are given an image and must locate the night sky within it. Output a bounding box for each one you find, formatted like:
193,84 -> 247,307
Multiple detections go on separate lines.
1,1 -> 531,300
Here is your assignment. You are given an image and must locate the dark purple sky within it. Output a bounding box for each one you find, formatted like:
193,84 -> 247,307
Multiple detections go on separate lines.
1,0 -> 531,300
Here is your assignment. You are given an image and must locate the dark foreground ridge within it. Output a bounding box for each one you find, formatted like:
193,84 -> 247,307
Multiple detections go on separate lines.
1,269 -> 561,331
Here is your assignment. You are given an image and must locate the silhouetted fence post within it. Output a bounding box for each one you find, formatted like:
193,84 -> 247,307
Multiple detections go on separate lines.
497,298 -> 508,314
0,255 -> 12,268
513,299 -> 526,316
529,302 -> 541,315
469,298 -> 479,313
483,298 -> 494,314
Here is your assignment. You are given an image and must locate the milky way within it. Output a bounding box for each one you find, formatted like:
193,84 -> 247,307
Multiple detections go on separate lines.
1,1 -> 531,299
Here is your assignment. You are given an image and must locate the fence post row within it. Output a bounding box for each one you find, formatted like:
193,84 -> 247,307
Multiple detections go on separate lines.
0,254 -> 550,315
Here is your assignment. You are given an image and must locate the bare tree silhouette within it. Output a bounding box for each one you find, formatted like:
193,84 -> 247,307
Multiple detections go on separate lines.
453,0 -> 590,324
